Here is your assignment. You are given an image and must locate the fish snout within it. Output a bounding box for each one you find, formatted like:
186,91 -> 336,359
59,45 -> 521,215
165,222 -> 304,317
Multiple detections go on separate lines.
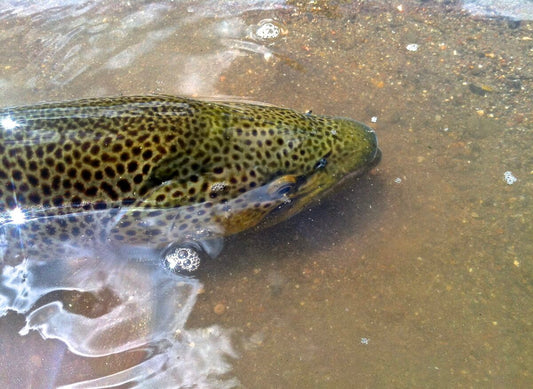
370,146 -> 382,168
364,126 -> 381,168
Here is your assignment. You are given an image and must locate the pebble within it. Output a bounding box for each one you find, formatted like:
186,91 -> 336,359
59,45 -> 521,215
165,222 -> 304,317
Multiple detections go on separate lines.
214,303 -> 226,315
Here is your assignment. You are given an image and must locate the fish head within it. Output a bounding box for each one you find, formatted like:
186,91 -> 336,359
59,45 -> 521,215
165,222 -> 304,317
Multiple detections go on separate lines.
298,116 -> 380,197
252,116 -> 380,227
204,112 -> 381,233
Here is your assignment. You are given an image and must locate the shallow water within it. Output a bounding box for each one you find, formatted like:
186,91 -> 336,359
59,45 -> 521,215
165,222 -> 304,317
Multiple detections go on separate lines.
0,0 -> 532,388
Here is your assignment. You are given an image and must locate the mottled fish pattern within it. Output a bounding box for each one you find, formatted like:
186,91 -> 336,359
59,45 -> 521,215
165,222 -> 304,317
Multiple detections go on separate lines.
0,95 -> 380,268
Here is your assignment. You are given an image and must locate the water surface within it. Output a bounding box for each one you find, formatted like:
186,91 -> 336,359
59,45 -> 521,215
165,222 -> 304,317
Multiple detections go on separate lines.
0,0 -> 531,387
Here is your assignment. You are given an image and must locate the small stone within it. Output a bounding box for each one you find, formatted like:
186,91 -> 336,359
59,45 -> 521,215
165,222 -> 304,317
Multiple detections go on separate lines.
214,303 -> 226,315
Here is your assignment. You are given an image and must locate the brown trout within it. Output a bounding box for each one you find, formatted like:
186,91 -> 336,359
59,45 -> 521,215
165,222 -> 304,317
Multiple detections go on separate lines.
0,95 -> 380,272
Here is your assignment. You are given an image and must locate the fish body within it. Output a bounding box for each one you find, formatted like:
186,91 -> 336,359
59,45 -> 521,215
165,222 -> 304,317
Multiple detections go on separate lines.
0,95 -> 380,271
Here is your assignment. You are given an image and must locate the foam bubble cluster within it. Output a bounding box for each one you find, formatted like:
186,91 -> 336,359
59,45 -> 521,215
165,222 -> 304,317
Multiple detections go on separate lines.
254,19 -> 285,41
165,247 -> 201,272
503,171 -> 517,185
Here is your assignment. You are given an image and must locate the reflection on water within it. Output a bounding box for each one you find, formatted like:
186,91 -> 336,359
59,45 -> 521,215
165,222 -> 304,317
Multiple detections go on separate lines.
1,254 -> 237,387
0,1 -> 292,387
463,0 -> 533,20
0,0 -> 289,100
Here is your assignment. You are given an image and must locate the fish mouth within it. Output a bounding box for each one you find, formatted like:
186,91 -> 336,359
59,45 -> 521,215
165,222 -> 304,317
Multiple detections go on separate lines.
369,147 -> 382,168
366,126 -> 381,168
321,141 -> 381,194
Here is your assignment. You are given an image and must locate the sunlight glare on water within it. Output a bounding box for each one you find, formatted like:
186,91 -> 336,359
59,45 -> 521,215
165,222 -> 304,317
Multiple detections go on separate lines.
0,255 -> 237,388
0,1 -> 291,387
0,0 -> 289,100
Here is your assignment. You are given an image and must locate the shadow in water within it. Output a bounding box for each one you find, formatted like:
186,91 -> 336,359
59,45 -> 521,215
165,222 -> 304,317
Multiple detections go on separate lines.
200,171 -> 386,278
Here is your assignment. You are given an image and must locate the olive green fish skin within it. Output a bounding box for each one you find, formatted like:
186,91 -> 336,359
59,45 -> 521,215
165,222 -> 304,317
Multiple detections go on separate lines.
0,95 -> 379,260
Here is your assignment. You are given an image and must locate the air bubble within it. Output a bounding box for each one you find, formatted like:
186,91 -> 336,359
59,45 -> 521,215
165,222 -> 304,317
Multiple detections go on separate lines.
164,247 -> 201,273
256,23 -> 279,39
253,19 -> 285,41
503,171 -> 517,185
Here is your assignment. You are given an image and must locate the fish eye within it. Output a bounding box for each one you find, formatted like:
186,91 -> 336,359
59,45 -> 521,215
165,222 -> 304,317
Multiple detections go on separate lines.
276,182 -> 296,196
314,158 -> 327,170
267,175 -> 298,198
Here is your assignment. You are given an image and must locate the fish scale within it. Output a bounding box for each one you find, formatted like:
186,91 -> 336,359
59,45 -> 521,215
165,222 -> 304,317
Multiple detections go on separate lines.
0,95 -> 380,271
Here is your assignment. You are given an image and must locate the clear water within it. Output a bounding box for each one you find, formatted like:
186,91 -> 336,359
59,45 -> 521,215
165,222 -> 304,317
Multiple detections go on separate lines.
463,0 -> 533,20
0,1 -> 531,388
